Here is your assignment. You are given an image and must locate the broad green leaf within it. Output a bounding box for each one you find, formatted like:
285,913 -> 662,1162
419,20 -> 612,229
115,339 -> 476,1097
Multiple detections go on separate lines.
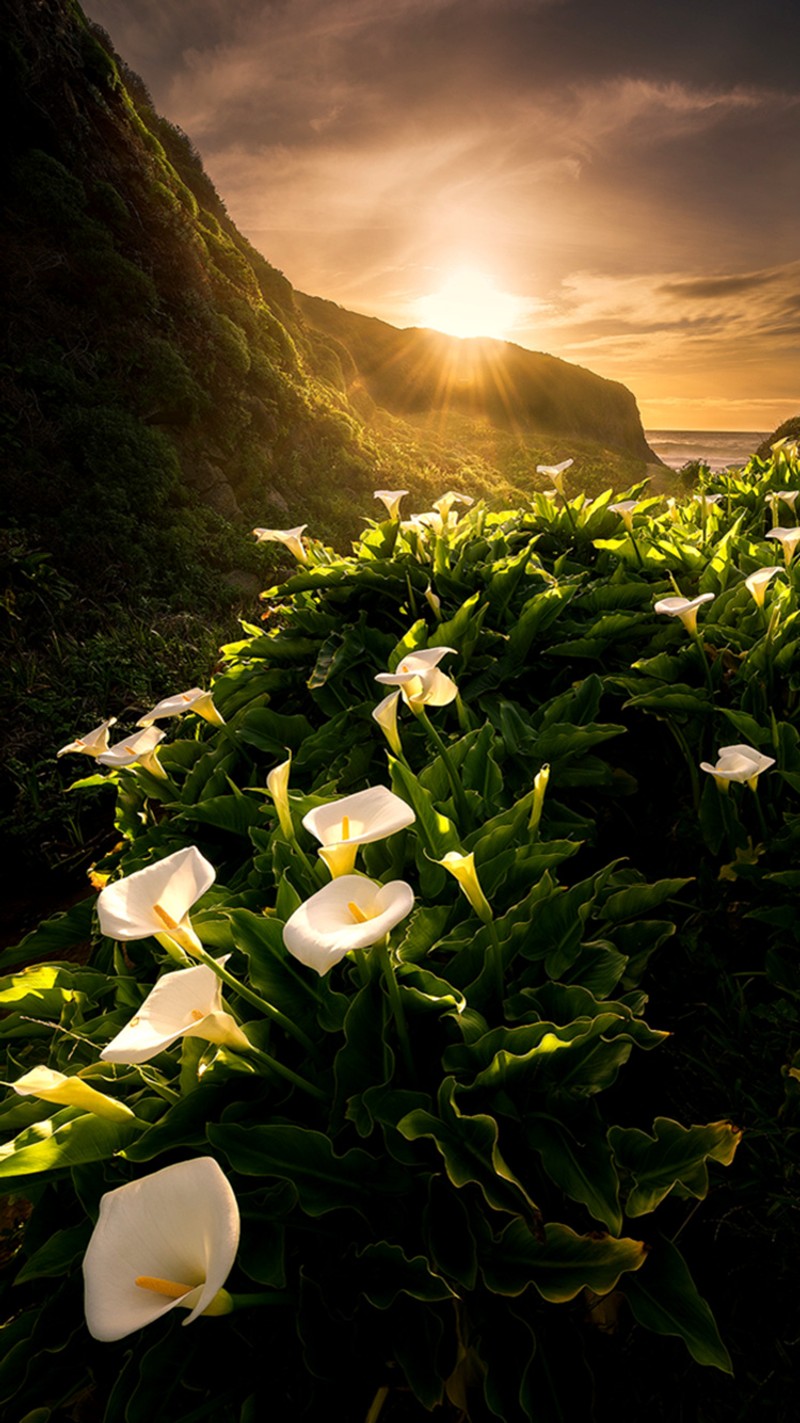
356,1241 -> 455,1307
208,1122 -> 399,1213
623,1234 -> 733,1372
14,1223 -> 91,1283
609,1117 -> 742,1215
0,1108 -> 140,1181
482,1219 -> 647,1301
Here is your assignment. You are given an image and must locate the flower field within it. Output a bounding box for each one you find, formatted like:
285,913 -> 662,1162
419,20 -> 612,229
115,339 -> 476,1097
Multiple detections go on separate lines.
2,447 -> 800,1420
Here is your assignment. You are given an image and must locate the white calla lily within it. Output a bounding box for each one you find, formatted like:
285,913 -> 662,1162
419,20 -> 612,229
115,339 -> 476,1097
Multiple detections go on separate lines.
100,959 -> 250,1064
609,499 -> 640,532
372,690 -> 403,755
83,1157 -> 240,1341
302,786 -> 415,878
57,717 -> 117,759
137,688 -> 223,728
745,566 -> 781,607
700,743 -> 775,791
374,489 -> 408,519
375,646 -> 458,709
267,752 -> 295,839
766,526 -> 800,566
432,490 -> 473,524
774,489 -> 799,508
438,851 -> 492,923
283,874 -> 414,976
252,525 -> 308,561
7,1066 -> 135,1122
97,846 -> 216,956
653,593 -> 714,635
96,726 -> 167,778
536,458 -> 573,494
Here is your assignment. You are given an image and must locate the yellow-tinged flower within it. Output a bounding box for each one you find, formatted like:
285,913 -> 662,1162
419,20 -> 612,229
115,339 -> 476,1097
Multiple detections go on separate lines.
745,566 -> 781,607
83,1157 -> 239,1341
283,874 -> 414,976
609,500 -> 640,532
137,688 -> 223,728
536,459 -> 573,495
766,525 -> 800,566
374,489 -> 408,519
432,491 -> 473,525
96,726 -> 167,778
438,851 -> 492,923
529,762 -> 550,834
266,752 -> 294,840
375,646 -> 458,709
700,743 -> 775,791
252,525 -> 308,561
97,846 -> 215,957
653,592 -> 714,636
57,717 -> 117,759
7,1066 -> 135,1122
424,584 -> 442,618
302,785 -> 415,878
100,959 -> 250,1064
372,690 -> 403,755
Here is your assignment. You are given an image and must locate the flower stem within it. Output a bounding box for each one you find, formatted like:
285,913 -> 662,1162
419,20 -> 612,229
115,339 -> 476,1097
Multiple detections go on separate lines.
486,916 -> 505,1004
690,630 -> 714,698
629,531 -> 645,568
373,936 -> 415,1081
194,947 -> 316,1055
228,1291 -> 292,1311
242,1044 -> 327,1101
416,708 -> 472,829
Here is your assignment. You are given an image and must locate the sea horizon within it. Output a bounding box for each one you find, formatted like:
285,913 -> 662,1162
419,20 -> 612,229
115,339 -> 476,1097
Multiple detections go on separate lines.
645,429 -> 768,472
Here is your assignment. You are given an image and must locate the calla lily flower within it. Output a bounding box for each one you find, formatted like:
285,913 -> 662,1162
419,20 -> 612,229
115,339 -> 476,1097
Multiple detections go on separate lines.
438,851 -> 492,923
425,584 -> 442,618
252,525 -> 308,562
83,1157 -> 240,1341
536,459 -> 573,494
302,786 -> 415,878
609,500 -> 640,532
374,490 -> 408,519
700,743 -> 775,791
766,526 -> 800,566
266,752 -> 295,840
57,717 -> 117,759
372,690 -> 403,756
96,726 -> 167,778
137,688 -> 223,728
97,846 -> 216,957
745,566 -> 781,607
653,592 -> 714,635
375,646 -> 458,709
100,959 -> 250,1064
432,491 -> 473,523
774,489 -> 799,508
283,874 -> 414,976
7,1066 -> 135,1122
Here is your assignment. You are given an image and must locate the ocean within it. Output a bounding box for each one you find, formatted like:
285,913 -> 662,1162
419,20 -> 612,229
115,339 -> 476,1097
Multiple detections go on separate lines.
645,430 -> 768,473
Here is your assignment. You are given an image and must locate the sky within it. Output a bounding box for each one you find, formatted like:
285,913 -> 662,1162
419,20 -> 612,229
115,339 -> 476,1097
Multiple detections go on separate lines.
85,0 -> 799,431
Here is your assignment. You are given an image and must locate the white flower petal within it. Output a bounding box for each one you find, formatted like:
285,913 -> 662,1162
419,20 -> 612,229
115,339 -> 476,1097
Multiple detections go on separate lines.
283,875 -> 414,975
96,726 -> 165,770
57,717 -> 117,758
100,961 -> 225,1064
97,847 -> 216,942
83,1157 -> 239,1341
302,786 -> 414,848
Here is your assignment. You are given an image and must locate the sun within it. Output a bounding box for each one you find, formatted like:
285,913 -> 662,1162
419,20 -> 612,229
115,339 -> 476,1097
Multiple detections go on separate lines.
414,267 -> 524,341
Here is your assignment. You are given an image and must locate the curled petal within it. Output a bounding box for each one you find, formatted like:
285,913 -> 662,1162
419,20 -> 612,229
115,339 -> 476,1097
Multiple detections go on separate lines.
283,875 -> 414,975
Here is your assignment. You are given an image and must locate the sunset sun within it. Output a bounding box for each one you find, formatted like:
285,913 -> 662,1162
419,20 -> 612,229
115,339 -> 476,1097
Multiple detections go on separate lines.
414,268 -> 524,341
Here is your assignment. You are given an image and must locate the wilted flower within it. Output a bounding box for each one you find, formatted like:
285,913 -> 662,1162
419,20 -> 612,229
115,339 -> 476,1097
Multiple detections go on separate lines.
374,490 -> 408,519
97,846 -> 216,957
96,726 -> 167,778
536,459 -> 573,494
438,851 -> 492,923
283,874 -> 414,976
372,690 -> 403,755
745,566 -> 781,607
766,526 -> 800,566
252,525 -> 308,562
653,592 -> 714,636
375,646 -> 458,709
7,1066 -> 135,1122
82,1157 -> 240,1341
700,743 -> 775,790
137,688 -> 223,728
100,960 -> 250,1064
302,786 -> 415,878
57,717 -> 117,759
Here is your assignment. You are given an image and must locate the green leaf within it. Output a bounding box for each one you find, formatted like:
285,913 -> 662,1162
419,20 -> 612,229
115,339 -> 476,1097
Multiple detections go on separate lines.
623,1234 -> 733,1372
609,1117 -> 742,1215
0,1109 -> 140,1181
482,1219 -> 647,1301
356,1241 -> 455,1307
208,1123 -> 399,1213
14,1223 -> 91,1283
